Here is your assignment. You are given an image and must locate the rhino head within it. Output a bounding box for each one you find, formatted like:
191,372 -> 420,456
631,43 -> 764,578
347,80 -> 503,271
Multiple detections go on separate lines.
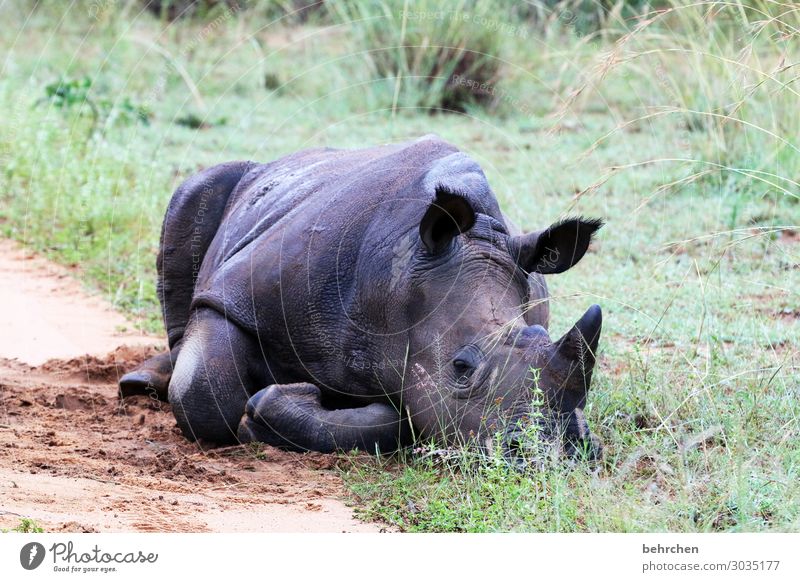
394,185 -> 604,460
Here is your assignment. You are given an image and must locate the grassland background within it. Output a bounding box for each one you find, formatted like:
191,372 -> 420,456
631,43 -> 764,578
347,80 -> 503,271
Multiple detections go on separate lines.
0,0 -> 798,531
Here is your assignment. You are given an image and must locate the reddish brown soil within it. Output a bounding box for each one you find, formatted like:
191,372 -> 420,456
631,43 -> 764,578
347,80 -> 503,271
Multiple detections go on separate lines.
0,240 -> 383,532
0,348 -> 383,532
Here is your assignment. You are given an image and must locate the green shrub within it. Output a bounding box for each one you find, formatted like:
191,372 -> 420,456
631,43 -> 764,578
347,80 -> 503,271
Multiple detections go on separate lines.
39,76 -> 150,137
4,518 -> 45,533
511,1 -> 668,36
141,0 -> 325,23
329,0 -> 522,112
141,0 -> 238,20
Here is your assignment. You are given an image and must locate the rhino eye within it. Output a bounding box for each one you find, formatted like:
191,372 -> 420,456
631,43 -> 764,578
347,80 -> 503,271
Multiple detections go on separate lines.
453,347 -> 480,384
453,359 -> 474,381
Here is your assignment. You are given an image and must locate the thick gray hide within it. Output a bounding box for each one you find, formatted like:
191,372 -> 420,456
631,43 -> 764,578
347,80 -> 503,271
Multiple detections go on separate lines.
120,135 -> 604,456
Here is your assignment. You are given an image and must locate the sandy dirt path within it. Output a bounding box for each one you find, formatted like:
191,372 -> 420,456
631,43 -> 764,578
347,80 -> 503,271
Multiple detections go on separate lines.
0,240 -> 382,532
0,240 -> 156,365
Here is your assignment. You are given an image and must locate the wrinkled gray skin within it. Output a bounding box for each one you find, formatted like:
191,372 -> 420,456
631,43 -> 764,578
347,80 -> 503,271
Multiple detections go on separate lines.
119,135 -> 604,459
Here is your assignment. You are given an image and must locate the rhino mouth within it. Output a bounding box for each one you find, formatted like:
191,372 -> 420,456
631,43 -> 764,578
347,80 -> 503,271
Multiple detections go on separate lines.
499,408 -> 603,467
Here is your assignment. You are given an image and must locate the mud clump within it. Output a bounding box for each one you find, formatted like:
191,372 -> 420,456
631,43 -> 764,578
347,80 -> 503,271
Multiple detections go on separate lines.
40,345 -> 163,383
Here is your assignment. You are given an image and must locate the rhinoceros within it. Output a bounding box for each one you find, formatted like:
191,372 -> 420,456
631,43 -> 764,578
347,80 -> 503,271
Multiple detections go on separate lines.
120,135 -> 604,458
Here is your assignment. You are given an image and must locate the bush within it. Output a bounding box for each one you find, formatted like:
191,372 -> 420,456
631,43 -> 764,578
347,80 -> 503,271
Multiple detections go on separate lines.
141,0 -> 232,20
38,76 -> 150,138
511,1 -> 668,36
329,0 -> 521,112
141,0 -> 324,23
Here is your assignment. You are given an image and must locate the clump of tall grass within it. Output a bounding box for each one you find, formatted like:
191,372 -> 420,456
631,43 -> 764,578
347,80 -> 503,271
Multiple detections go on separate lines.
518,0 -> 668,36
142,0 -> 239,21
565,0 -> 800,200
329,0 -> 523,112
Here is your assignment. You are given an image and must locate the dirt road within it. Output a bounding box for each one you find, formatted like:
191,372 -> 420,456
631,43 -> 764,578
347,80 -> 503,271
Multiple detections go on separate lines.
0,240 -> 382,532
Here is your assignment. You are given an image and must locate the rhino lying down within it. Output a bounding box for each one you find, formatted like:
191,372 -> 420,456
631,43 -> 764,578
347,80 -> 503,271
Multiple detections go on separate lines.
120,135 -> 604,459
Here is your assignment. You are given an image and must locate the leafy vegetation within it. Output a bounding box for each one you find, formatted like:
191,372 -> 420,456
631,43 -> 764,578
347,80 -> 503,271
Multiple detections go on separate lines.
0,0 -> 797,531
40,76 -> 151,137
1,518 -> 45,533
329,0 -> 520,111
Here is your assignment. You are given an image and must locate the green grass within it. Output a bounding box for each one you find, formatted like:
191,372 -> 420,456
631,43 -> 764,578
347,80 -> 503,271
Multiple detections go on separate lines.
1,518 -> 45,533
0,1 -> 797,531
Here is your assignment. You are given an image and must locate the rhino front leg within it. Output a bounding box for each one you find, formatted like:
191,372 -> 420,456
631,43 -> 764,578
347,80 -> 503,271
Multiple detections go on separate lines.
119,347 -> 181,402
169,308 -> 259,444
238,383 -> 410,454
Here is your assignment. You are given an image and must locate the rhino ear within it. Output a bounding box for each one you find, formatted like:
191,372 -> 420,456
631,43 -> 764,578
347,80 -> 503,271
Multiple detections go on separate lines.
512,217 -> 603,274
419,186 -> 477,254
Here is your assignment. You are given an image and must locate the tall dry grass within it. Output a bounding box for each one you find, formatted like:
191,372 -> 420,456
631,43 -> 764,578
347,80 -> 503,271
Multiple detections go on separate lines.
561,0 -> 800,201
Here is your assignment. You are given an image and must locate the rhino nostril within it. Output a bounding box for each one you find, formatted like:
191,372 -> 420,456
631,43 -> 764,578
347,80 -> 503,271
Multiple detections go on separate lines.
523,324 -> 548,338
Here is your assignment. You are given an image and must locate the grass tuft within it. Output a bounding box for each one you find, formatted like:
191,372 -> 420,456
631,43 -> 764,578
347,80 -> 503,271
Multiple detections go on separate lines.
329,0 -> 518,112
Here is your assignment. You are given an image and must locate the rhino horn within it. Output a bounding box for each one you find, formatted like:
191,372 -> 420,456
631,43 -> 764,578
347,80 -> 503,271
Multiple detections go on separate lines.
554,304 -> 602,404
511,217 -> 603,274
